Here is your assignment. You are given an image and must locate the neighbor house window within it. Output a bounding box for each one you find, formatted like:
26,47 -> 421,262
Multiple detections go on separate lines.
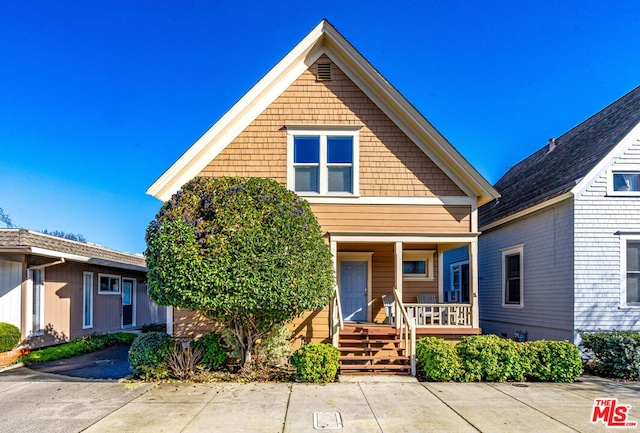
98,273 -> 121,294
502,245 -> 524,307
287,126 -> 360,196
402,250 -> 435,280
29,268 -> 45,335
623,239 -> 640,306
609,170 -> 640,195
83,272 -> 93,329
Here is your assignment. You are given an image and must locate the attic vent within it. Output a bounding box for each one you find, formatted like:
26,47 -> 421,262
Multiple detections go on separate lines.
317,63 -> 332,81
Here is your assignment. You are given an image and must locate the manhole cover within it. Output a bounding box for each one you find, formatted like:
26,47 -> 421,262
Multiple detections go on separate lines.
313,412 -> 343,430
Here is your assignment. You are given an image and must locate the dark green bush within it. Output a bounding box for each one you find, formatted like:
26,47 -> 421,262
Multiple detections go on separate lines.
142,323 -> 166,333
290,343 -> 339,383
0,322 -> 21,352
522,340 -> 582,382
128,332 -> 176,379
416,337 -> 462,381
579,329 -> 640,379
457,335 -> 525,382
192,332 -> 227,371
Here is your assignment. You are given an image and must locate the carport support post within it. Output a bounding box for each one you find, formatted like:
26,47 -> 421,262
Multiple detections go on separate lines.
470,239 -> 479,329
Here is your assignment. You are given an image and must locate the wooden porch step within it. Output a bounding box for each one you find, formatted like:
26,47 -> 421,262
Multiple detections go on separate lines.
340,355 -> 409,362
338,338 -> 401,345
339,364 -> 411,371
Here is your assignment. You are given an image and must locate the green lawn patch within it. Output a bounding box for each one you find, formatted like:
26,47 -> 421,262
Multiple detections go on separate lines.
20,332 -> 137,365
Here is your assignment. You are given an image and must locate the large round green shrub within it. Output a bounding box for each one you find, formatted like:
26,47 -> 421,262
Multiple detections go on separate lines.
192,332 -> 227,371
128,332 -> 176,379
523,340 -> 582,382
0,322 -> 21,352
457,335 -> 525,382
290,343 -> 339,383
145,176 -> 335,367
416,337 -> 462,381
579,329 -> 640,379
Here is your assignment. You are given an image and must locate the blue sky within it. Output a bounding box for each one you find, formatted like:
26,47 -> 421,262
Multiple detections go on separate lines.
1,1 -> 639,254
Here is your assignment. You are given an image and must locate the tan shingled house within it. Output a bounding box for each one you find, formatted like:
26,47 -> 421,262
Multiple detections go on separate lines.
0,229 -> 166,348
147,20 -> 498,374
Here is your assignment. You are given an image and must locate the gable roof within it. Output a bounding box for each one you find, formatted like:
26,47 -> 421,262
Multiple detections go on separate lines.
147,20 -> 498,205
480,85 -> 640,228
0,229 -> 147,272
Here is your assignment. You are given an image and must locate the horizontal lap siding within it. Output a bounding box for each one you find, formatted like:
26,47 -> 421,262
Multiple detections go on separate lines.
478,199 -> 575,341
574,138 -> 640,332
199,55 -> 464,198
312,204 -> 470,233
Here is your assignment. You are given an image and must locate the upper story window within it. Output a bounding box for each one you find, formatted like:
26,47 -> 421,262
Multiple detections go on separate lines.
608,169 -> 640,196
286,125 -> 361,196
501,245 -> 524,307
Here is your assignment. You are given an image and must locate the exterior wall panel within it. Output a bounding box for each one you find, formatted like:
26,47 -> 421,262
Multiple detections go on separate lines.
0,260 -> 22,331
479,198 -> 575,341
574,138 -> 640,332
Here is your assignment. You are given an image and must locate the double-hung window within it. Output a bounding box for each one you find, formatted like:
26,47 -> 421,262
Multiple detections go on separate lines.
287,126 -> 360,196
623,238 -> 640,306
501,245 -> 524,307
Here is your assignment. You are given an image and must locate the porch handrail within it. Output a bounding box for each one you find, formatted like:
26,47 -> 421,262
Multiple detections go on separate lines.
403,302 -> 472,327
392,287 -> 416,376
331,285 -> 343,347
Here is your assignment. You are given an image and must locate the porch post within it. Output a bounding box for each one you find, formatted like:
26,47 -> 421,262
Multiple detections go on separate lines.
394,241 -> 403,329
470,239 -> 479,328
330,239 -> 339,347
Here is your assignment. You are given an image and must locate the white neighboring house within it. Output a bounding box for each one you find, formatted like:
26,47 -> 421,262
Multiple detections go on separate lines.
477,86 -> 640,343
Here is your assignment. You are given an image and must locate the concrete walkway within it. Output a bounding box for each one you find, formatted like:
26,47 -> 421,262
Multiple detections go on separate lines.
80,375 -> 639,433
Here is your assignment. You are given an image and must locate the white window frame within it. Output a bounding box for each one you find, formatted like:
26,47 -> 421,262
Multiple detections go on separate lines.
620,235 -> 640,308
26,268 -> 45,336
402,250 -> 435,281
286,125 -> 361,197
83,272 -> 94,329
98,273 -> 121,295
608,167 -> 640,196
501,245 -> 524,308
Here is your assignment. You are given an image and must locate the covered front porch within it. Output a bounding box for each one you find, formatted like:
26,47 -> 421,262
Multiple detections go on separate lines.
328,233 -> 479,375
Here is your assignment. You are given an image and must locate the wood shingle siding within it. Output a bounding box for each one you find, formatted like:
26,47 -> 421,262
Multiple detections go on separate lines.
199,56 -> 465,198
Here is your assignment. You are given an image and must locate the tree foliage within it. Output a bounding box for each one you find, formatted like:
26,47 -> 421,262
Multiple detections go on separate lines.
40,229 -> 87,243
145,177 -> 335,366
0,207 -> 13,228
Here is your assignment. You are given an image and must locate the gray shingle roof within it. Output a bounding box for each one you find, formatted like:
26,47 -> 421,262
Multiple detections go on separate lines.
0,229 -> 146,270
480,86 -> 640,227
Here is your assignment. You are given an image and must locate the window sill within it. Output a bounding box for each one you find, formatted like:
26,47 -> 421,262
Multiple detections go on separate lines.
402,276 -> 435,281
501,304 -> 524,309
98,291 -> 121,295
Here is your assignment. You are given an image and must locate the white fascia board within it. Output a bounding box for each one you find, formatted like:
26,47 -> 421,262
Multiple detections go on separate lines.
29,247 -> 147,273
479,192 -> 573,232
304,196 -> 476,206
147,23 -> 328,202
328,233 -> 480,244
322,28 -> 498,205
571,121 -> 640,199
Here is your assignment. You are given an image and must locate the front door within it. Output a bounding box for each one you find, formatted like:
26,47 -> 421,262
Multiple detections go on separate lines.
122,278 -> 134,328
340,260 -> 368,321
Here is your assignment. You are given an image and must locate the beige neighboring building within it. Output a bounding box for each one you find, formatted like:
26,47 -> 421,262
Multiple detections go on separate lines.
147,20 -> 498,374
0,229 -> 165,348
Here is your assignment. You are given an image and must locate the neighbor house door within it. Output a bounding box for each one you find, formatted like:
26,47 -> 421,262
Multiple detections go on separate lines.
340,260 -> 368,321
122,278 -> 135,328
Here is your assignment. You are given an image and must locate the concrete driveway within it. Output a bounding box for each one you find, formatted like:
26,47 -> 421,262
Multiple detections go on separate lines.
1,357 -> 639,433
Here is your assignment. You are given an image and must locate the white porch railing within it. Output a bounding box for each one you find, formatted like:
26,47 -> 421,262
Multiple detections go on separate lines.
402,303 -> 472,328
393,287 -> 416,376
331,285 -> 344,347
